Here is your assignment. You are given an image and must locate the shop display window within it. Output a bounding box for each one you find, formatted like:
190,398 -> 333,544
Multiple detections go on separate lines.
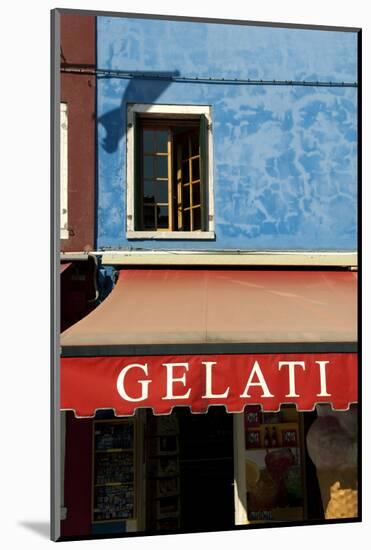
92,420 -> 136,524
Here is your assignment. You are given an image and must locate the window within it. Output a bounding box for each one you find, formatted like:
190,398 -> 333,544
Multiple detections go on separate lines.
60,102 -> 69,240
126,105 -> 214,239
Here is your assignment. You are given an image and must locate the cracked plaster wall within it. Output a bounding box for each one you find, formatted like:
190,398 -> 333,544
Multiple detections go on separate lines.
96,17 -> 357,251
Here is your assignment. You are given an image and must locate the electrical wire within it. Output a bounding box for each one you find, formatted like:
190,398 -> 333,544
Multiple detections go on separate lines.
60,67 -> 357,87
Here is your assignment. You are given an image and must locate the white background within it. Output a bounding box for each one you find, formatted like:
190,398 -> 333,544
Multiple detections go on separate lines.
0,1 -> 368,548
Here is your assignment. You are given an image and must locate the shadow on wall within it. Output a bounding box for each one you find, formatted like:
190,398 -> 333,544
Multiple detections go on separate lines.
97,70 -> 180,153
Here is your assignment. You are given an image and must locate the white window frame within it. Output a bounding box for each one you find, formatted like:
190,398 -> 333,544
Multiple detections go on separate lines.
126,104 -> 215,239
233,413 -> 249,525
60,102 -> 69,240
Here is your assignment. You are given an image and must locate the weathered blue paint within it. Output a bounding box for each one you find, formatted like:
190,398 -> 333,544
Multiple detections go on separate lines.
96,16 -> 357,251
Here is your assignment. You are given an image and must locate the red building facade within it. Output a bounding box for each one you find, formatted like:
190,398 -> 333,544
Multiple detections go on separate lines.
60,14 -> 96,253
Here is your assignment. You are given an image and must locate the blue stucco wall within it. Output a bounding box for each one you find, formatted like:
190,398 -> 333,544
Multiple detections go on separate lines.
96,16 -> 357,251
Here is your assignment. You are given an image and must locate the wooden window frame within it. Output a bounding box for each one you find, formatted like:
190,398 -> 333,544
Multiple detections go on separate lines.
126,104 -> 215,240
175,126 -> 202,232
139,121 -> 174,232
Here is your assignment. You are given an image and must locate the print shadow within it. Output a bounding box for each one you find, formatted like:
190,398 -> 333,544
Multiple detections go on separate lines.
18,521 -> 49,539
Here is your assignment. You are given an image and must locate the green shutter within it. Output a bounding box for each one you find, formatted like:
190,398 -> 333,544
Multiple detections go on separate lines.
133,113 -> 142,230
199,114 -> 209,231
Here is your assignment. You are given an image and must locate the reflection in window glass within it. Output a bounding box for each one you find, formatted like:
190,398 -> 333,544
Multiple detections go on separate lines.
182,160 -> 190,183
192,158 -> 200,182
144,157 -> 154,179
155,181 -> 169,203
181,140 -> 189,159
143,130 -> 155,154
190,134 -> 199,157
183,184 -> 190,209
193,206 -> 201,230
157,206 -> 169,229
143,180 -> 155,201
192,182 -> 200,206
155,156 -> 168,179
183,209 -> 190,231
156,130 -> 168,153
143,204 -> 155,228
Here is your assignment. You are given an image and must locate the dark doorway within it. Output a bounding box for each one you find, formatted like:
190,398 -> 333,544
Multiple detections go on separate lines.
302,411 -> 324,520
175,407 -> 235,531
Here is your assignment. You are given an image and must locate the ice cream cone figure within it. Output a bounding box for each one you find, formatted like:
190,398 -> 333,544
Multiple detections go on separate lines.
315,468 -> 358,515
306,405 -> 358,519
325,481 -> 358,519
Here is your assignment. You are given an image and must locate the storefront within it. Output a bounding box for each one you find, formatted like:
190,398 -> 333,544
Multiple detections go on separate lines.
60,267 -> 357,537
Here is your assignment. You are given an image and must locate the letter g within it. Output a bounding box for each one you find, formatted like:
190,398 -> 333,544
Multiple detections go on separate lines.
116,363 -> 152,402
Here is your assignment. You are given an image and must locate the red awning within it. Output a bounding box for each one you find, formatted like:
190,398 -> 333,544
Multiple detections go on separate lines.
60,269 -> 357,416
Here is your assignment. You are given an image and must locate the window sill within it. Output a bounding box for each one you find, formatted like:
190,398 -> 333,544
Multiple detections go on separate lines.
126,231 -> 215,240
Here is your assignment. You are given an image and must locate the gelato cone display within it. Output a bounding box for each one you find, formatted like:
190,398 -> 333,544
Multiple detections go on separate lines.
244,406 -> 305,522
325,481 -> 358,519
315,468 -> 358,517
306,405 -> 358,518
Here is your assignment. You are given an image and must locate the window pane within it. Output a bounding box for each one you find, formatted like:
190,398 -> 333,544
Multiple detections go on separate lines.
192,182 -> 201,206
181,140 -> 189,160
156,131 -> 168,153
143,156 -> 154,179
190,133 -> 199,157
155,181 -> 169,203
157,206 -> 169,229
193,206 -> 201,230
191,158 -> 200,182
139,119 -> 207,233
183,184 -> 190,208
143,204 -> 155,229
143,180 -> 155,202
143,130 -> 155,153
155,156 -> 168,179
182,160 -> 190,183
183,209 -> 190,231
